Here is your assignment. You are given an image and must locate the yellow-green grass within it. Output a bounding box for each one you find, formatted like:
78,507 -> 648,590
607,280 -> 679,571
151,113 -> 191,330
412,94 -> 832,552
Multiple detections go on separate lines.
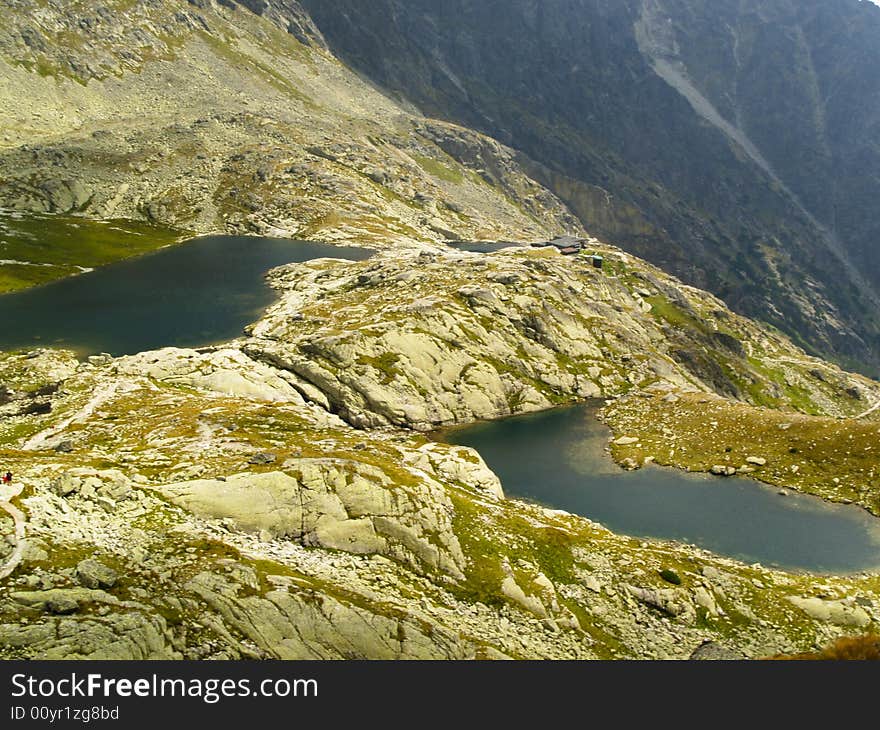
410,153 -> 465,185
0,213 -> 186,293
604,391 -> 880,515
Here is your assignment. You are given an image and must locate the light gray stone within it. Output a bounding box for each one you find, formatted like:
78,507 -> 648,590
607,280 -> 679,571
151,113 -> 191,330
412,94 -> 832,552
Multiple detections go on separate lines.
75,559 -> 118,590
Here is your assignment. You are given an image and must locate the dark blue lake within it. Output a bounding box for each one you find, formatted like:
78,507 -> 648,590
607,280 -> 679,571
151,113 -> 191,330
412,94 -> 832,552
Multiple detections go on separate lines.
445,403 -> 880,573
0,235 -> 371,356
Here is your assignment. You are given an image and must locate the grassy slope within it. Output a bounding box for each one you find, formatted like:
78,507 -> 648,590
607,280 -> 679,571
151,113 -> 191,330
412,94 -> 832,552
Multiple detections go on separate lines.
0,212 -> 185,293
604,392 -> 880,515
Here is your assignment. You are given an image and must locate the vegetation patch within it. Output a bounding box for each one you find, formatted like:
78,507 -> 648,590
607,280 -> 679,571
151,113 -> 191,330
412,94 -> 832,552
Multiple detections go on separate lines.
410,153 -> 465,185
771,634 -> 880,660
659,568 -> 682,585
604,391 -> 880,514
357,352 -> 403,384
0,213 -> 186,293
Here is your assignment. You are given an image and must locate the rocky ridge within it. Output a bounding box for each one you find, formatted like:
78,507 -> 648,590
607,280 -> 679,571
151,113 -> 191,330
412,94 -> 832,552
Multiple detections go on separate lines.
245,244 -> 880,431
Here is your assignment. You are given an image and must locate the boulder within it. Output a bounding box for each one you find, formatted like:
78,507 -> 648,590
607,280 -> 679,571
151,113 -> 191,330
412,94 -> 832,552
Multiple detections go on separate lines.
12,588 -> 118,613
787,596 -> 872,628
626,584 -> 692,618
248,452 -> 277,465
39,179 -> 92,213
52,473 -> 81,497
501,576 -> 548,618
75,559 -> 119,590
690,641 -> 745,660
46,597 -> 80,615
415,444 -> 504,499
693,586 -> 718,616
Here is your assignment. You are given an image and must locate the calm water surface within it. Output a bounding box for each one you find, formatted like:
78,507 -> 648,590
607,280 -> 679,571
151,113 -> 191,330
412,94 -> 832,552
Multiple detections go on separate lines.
0,235 -> 371,356
445,403 -> 880,573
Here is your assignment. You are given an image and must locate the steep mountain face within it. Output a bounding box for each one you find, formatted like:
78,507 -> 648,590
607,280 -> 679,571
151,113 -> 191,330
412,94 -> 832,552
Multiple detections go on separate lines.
298,0 -> 880,374
0,0 -> 580,252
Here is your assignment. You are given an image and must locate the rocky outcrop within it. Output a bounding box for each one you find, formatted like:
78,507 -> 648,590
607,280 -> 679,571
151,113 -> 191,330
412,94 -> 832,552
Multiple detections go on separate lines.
116,348 -> 313,405
35,179 -> 92,214
160,463 -> 467,577
411,443 -> 504,500
787,597 -> 872,628
184,571 -> 473,660
244,247 -> 879,431
223,0 -> 328,49
0,613 -> 177,660
75,559 -> 118,590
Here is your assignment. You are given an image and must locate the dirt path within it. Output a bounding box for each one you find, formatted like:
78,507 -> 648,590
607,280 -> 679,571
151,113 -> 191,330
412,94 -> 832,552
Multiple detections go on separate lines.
855,401 -> 880,420
21,381 -> 121,451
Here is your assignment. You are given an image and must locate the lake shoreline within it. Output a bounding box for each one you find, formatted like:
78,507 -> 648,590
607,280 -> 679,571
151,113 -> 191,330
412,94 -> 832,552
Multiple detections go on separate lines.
0,234 -> 373,357
441,401 -> 880,575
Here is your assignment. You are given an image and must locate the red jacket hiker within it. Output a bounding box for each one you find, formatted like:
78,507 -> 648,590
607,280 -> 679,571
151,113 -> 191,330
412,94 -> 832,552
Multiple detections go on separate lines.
2,472 -> 11,484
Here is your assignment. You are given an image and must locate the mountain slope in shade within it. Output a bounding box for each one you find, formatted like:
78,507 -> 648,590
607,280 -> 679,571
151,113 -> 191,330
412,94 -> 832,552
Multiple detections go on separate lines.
298,0 -> 880,375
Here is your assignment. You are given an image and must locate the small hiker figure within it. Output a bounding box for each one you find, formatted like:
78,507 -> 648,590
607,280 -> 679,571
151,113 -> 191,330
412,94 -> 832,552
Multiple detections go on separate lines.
2,472 -> 11,485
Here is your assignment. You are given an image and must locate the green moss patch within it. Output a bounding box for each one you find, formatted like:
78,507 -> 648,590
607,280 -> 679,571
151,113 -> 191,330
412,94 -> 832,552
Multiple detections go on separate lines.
410,153 -> 465,185
0,213 -> 186,293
